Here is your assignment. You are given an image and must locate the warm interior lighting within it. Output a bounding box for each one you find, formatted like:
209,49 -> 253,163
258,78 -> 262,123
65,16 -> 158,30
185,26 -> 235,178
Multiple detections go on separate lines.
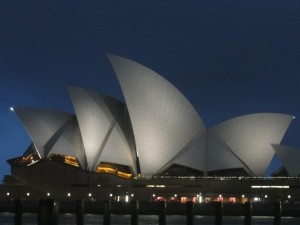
181,197 -> 187,203
64,156 -> 79,167
217,197 -> 223,202
97,165 -> 132,179
117,170 -> 132,179
157,196 -> 164,201
229,197 -> 236,203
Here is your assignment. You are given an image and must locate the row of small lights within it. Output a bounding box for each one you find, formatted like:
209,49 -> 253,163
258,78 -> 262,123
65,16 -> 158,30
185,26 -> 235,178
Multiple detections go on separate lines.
152,193 -> 292,199
217,194 -> 291,201
211,194 -> 292,199
151,193 -> 292,201
6,192 -> 93,197
5,192 -> 292,202
260,195 -> 291,199
7,192 -> 31,197
6,192 -> 49,197
6,192 -> 135,199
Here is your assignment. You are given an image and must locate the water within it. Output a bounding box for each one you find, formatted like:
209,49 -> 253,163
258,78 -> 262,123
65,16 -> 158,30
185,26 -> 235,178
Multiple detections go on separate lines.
1,213 -> 300,225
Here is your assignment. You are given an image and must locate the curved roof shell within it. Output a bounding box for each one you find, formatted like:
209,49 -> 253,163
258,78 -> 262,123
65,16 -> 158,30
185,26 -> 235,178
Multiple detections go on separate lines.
206,131 -> 246,173
108,54 -> 206,176
48,117 -> 86,169
170,123 -> 274,175
272,144 -> 300,177
68,87 -> 137,173
171,134 -> 207,173
14,107 -> 74,158
210,113 -> 293,176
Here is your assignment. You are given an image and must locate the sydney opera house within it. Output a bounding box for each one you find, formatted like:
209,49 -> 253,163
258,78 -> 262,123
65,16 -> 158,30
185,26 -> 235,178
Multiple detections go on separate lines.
2,54 -> 300,203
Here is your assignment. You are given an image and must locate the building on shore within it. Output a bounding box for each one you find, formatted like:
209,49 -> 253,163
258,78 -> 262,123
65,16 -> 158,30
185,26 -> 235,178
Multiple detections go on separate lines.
2,54 -> 300,203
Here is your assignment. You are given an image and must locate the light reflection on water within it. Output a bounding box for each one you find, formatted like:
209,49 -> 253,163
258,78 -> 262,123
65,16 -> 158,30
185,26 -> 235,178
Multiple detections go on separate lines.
0,212 -> 300,225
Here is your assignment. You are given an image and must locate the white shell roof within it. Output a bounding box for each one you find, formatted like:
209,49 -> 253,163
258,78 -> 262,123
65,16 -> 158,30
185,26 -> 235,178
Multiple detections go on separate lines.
68,87 -> 136,172
49,118 -> 86,169
210,113 -> 293,176
170,130 -> 251,174
171,134 -> 207,172
108,54 -> 206,176
272,144 -> 300,177
98,124 -> 137,174
207,131 -> 246,173
14,107 -> 74,158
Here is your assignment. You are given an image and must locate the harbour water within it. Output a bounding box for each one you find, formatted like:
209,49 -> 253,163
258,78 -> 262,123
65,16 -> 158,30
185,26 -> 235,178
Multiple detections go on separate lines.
1,213 -> 300,225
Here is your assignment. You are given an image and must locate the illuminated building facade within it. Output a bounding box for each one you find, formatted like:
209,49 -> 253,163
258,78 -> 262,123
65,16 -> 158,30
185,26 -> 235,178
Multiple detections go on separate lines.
3,54 -> 300,202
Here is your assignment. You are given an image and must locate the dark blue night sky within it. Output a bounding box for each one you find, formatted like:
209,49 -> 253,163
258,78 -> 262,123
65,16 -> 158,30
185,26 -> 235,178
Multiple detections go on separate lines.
1,0 -> 300,178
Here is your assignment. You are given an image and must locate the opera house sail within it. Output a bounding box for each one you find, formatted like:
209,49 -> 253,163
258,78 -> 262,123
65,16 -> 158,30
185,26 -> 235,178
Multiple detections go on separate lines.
107,54 -> 206,177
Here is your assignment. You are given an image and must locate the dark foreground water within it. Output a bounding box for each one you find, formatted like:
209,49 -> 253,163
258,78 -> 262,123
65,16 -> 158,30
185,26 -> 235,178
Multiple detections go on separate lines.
1,213 -> 300,225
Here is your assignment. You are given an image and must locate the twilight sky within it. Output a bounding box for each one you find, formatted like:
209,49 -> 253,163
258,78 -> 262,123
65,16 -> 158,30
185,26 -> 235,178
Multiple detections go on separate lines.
1,0 -> 300,179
